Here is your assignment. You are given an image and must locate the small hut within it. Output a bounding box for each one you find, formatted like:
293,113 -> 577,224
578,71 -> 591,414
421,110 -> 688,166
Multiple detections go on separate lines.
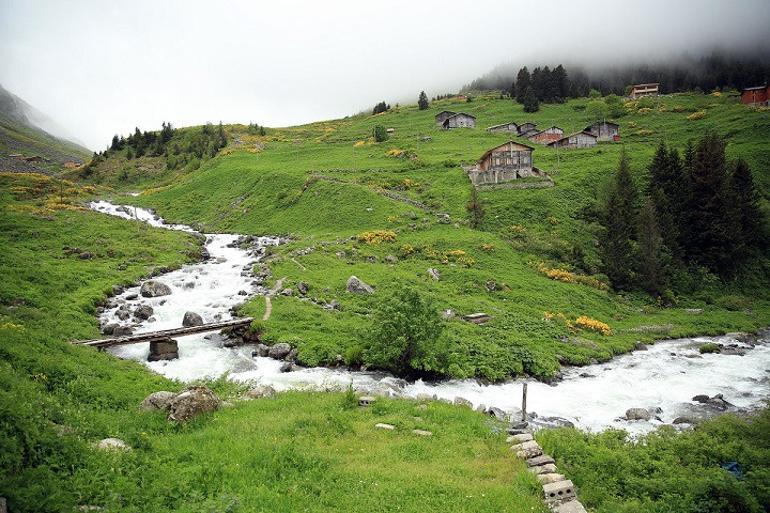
740,85 -> 770,106
516,122 -> 537,135
548,131 -> 598,149
487,122 -> 518,133
435,111 -> 456,125
442,112 -> 476,129
467,141 -> 539,185
584,121 -> 619,142
527,126 -> 564,145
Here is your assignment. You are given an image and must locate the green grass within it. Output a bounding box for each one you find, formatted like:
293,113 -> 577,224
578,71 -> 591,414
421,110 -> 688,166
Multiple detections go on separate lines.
536,408 -> 770,513
103,90 -> 770,381
0,172 -> 545,512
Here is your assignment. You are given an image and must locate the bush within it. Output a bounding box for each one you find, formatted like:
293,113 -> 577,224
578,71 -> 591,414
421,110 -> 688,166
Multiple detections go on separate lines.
373,125 -> 389,142
362,287 -> 447,377
688,111 -> 706,121
699,342 -> 721,354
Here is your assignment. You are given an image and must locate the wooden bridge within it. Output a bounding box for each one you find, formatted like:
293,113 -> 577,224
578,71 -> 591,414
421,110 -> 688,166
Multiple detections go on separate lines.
72,317 -> 254,349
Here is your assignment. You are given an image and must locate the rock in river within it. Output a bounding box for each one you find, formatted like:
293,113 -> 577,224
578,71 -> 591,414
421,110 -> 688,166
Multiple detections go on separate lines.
268,342 -> 292,360
140,280 -> 172,298
625,408 -> 651,421
182,311 -> 203,327
133,305 -> 154,320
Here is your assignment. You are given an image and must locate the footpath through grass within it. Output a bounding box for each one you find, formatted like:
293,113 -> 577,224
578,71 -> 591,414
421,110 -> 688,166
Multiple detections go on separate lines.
0,173 -> 545,513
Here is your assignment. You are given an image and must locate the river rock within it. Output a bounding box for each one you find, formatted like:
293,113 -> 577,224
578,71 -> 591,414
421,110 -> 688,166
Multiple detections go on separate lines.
133,305 -> 154,320
182,311 -> 203,327
140,391 -> 176,412
625,408 -> 651,421
487,406 -> 507,421
692,394 -> 710,403
268,342 -> 292,359
96,438 -> 131,451
385,255 -> 398,264
167,386 -> 221,423
115,309 -> 131,321
244,385 -> 276,399
101,323 -> 118,335
279,362 -> 294,373
112,326 -> 134,337
706,393 -> 733,411
453,396 -> 472,408
346,275 -> 374,294
140,280 -> 172,298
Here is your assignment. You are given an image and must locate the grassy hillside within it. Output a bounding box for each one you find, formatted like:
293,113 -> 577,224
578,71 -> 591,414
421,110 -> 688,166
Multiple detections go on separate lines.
0,172 -> 545,512
97,90 -> 770,381
0,86 -> 90,173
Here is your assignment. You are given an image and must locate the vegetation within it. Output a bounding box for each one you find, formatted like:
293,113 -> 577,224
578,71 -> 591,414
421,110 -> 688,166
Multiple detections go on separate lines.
79,89 -> 769,383
372,101 -> 390,115
418,91 -> 429,110
537,408 -> 770,513
0,172 -> 546,513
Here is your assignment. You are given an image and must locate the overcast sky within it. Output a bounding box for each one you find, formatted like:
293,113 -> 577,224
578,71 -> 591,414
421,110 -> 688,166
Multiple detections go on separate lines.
1,0 -> 769,149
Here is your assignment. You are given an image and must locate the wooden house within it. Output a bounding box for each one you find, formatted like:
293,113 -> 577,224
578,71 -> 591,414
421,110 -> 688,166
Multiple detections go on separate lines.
584,121 -> 619,142
517,122 -> 537,135
629,83 -> 659,99
740,85 -> 769,106
487,122 -> 518,133
467,141 -> 538,185
547,131 -> 597,149
442,112 -> 476,129
527,126 -> 564,145
435,111 -> 456,125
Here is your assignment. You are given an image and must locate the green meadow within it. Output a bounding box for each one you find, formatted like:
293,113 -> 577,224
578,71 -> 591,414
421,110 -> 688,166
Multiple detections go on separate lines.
100,90 -> 770,381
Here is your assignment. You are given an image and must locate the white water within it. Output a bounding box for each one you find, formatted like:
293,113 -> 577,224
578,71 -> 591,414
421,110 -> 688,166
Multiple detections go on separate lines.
90,199 -> 770,434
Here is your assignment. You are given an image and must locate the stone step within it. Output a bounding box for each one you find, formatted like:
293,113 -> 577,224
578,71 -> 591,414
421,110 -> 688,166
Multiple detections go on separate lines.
527,454 -> 555,467
543,479 -> 576,504
528,463 -> 558,475
537,473 -> 566,484
507,433 -> 533,443
551,499 -> 587,513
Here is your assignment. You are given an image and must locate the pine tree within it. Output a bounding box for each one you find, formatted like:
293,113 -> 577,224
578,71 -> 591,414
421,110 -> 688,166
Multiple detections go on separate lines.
552,64 -> 570,100
521,86 -> 540,113
466,186 -> 485,229
259,125 -> 266,136
418,91 -> 429,110
637,197 -> 668,296
110,135 -> 120,151
647,142 -> 685,257
730,158 -> 763,252
687,132 -> 734,274
515,67 -> 531,103
599,148 -> 638,290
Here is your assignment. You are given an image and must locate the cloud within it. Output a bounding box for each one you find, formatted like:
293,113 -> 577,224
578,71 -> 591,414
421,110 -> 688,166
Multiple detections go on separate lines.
1,0 -> 768,149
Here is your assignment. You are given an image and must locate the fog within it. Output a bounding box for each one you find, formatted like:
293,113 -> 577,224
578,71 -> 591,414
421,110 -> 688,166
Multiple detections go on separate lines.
1,0 -> 769,149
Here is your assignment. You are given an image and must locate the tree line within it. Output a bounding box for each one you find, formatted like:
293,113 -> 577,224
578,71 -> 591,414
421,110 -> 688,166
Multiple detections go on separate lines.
597,134 -> 764,299
464,49 -> 770,97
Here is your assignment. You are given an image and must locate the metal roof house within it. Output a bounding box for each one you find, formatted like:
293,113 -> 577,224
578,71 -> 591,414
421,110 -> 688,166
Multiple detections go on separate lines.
584,121 -> 620,142
487,122 -> 518,133
441,112 -> 476,129
547,131 -> 598,149
527,126 -> 564,145
467,141 -> 541,185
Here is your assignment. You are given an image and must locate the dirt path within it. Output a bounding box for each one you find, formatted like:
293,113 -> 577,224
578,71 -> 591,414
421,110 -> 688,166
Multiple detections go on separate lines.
262,277 -> 285,321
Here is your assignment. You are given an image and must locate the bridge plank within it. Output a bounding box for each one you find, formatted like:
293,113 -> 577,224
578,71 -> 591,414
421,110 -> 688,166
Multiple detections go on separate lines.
73,317 -> 254,348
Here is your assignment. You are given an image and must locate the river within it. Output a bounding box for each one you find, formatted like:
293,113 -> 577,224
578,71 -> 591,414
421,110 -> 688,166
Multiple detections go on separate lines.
89,199 -> 770,434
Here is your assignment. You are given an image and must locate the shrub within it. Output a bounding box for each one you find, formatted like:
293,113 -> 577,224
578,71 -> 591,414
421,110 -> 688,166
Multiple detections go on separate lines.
362,288 -> 447,377
373,125 -> 389,142
357,230 -> 396,245
699,342 -> 721,354
688,111 -> 706,121
575,315 -> 612,335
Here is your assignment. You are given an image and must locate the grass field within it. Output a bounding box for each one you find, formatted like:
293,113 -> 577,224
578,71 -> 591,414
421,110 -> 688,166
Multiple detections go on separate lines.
95,90 -> 770,381
0,172 -> 546,512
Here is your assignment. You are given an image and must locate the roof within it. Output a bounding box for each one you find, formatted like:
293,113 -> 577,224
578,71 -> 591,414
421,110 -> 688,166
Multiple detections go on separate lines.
586,121 -> 619,128
519,121 -> 536,126
742,85 -> 768,91
435,110 -> 456,117
529,125 -> 564,135
487,122 -> 518,129
479,140 -> 534,162
547,131 -> 597,146
446,112 -> 476,120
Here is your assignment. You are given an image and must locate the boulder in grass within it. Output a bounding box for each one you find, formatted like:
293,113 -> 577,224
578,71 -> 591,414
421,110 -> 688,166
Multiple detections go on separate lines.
244,385 -> 276,400
182,311 -> 203,327
346,276 -> 374,294
167,386 -> 221,423
140,391 -> 176,412
140,280 -> 172,297
96,438 -> 131,451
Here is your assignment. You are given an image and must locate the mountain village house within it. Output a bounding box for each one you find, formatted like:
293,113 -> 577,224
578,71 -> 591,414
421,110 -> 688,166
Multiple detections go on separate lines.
467,141 -> 545,186
437,112 -> 476,129
517,122 -> 538,136
548,131 -> 598,149
629,83 -> 659,99
527,126 -> 564,145
435,111 -> 456,125
487,122 -> 518,133
584,121 -> 619,142
740,85 -> 770,106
